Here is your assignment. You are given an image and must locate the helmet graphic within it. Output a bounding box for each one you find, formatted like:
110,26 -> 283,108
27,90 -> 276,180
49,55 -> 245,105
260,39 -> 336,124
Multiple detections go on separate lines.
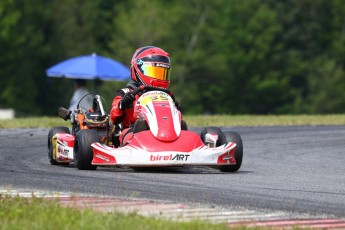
130,46 -> 171,88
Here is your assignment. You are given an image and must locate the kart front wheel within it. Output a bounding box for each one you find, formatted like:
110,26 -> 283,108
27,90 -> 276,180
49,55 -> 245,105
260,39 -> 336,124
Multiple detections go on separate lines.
201,127 -> 243,172
74,130 -> 98,170
219,131 -> 243,172
48,126 -> 70,165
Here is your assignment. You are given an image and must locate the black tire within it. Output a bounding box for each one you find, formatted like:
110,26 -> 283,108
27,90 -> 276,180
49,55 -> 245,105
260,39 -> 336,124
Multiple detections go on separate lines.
74,130 -> 98,170
48,126 -> 70,165
181,120 -> 188,130
219,131 -> 243,172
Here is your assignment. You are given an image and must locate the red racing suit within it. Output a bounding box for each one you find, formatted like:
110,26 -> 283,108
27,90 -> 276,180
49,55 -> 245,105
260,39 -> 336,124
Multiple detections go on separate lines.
110,82 -> 142,145
110,83 -> 142,124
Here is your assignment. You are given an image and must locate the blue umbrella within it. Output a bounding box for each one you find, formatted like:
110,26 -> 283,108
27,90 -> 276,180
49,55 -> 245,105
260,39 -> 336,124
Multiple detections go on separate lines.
46,53 -> 130,81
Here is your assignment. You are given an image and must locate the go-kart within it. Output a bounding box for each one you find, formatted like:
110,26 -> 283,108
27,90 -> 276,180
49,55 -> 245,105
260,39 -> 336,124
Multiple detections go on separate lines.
48,86 -> 243,172
48,93 -> 112,169
91,86 -> 242,172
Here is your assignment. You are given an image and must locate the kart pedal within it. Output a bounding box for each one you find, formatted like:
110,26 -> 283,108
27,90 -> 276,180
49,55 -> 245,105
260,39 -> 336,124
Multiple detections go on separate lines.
57,106 -> 72,121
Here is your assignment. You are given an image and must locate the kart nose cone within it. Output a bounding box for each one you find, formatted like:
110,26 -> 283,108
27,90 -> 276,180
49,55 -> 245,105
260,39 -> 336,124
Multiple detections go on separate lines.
156,126 -> 178,141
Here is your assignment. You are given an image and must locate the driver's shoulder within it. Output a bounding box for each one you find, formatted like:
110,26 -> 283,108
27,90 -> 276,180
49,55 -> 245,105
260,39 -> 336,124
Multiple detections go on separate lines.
126,81 -> 141,90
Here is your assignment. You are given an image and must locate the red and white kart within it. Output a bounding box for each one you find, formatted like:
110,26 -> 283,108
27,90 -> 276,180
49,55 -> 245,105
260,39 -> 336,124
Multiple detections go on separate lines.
48,86 -> 243,172
92,86 -> 242,172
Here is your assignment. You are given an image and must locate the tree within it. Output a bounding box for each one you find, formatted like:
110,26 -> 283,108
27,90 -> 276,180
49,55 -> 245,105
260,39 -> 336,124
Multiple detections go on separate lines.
0,0 -> 52,114
1,0 -> 344,116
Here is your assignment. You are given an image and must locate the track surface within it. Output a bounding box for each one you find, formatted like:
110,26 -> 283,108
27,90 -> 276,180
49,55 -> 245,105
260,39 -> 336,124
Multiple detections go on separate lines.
1,126 -> 345,219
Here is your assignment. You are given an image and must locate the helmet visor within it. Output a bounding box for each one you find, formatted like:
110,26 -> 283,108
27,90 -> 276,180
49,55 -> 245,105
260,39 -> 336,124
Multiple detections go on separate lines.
140,62 -> 171,81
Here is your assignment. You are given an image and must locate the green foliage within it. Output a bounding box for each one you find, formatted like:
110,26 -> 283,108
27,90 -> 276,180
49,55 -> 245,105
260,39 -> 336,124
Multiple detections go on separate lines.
305,58 -> 345,113
0,0 -> 344,115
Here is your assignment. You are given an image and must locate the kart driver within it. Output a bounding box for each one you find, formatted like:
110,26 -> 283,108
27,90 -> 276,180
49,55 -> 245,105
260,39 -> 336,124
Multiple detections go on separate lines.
110,46 -> 181,146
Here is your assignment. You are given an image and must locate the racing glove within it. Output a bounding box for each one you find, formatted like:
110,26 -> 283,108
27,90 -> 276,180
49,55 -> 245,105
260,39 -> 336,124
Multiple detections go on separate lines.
119,92 -> 135,110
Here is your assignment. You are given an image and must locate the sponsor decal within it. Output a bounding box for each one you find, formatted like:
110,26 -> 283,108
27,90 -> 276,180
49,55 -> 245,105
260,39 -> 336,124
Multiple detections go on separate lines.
222,155 -> 232,161
149,93 -> 169,101
159,95 -> 169,101
57,146 -> 68,157
217,149 -> 236,164
155,63 -> 170,68
95,154 -> 110,162
172,154 -> 190,161
150,154 -> 190,162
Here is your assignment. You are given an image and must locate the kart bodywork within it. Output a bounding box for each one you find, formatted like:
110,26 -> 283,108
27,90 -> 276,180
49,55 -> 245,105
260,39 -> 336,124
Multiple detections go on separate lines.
48,86 -> 243,172
91,131 -> 237,167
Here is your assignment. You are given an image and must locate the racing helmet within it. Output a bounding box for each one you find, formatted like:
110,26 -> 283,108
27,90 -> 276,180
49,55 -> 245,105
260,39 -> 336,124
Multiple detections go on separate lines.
130,46 -> 171,89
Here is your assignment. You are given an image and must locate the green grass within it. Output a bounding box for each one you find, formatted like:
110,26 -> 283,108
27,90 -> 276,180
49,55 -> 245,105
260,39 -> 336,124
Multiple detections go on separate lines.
0,195 -> 248,230
1,114 -> 345,128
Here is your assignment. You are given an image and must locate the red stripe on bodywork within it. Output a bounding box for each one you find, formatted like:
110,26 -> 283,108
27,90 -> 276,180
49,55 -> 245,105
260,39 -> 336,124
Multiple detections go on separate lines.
92,143 -> 116,164
151,101 -> 178,141
217,143 -> 236,164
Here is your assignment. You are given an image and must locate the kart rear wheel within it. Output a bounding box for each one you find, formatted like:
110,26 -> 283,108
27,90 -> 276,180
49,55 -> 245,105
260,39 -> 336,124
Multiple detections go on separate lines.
74,130 -> 98,170
48,126 -> 70,165
219,131 -> 243,172
181,120 -> 188,130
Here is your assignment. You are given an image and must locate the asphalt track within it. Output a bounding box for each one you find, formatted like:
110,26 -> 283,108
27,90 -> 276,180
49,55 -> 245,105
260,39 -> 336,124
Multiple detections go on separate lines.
1,126 -> 345,220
